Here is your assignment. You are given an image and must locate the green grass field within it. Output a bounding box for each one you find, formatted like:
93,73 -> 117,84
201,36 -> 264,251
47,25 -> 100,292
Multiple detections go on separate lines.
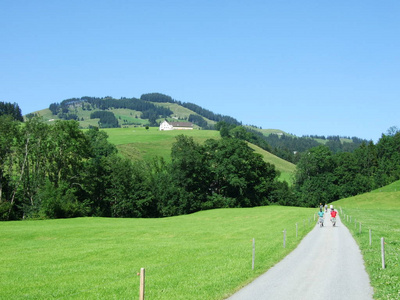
333,181 -> 400,300
103,127 -> 220,162
0,206 -> 315,299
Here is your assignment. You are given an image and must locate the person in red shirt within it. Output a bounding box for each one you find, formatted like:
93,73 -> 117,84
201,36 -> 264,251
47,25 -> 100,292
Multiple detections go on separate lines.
330,208 -> 337,226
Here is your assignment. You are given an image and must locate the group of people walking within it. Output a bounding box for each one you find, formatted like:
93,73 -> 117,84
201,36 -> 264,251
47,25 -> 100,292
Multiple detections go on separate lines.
318,203 -> 337,227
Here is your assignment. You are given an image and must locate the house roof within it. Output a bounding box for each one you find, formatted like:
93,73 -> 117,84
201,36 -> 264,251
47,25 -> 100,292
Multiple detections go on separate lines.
169,122 -> 193,127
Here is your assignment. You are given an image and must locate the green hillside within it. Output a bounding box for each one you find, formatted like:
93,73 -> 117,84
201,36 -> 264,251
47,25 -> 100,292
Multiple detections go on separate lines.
103,127 -> 220,162
30,103 -> 296,182
101,127 -> 296,182
246,127 -> 290,137
31,107 -> 150,128
247,143 -> 296,183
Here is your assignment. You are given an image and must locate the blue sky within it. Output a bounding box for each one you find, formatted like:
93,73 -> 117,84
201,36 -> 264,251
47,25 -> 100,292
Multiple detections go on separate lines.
1,0 -> 399,142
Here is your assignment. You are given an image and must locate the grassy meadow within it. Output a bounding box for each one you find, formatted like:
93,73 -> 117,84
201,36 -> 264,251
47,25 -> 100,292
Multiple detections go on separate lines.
103,127 -> 220,162
333,180 -> 400,300
0,206 -> 316,299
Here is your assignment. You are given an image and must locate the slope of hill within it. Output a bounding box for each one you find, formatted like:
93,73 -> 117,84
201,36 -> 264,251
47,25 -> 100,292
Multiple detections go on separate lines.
102,127 -> 296,183
31,107 -> 152,128
103,127 -> 220,162
247,143 -> 295,183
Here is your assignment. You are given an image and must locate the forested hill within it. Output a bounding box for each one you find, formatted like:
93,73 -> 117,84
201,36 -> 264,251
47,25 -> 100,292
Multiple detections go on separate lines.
36,93 -> 369,159
43,93 -> 241,129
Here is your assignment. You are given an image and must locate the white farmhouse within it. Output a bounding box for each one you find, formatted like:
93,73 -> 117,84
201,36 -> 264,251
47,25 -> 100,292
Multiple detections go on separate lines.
159,120 -> 193,130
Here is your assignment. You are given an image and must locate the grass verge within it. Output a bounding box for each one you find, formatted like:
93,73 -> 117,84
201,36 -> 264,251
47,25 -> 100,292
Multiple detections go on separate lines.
333,181 -> 400,300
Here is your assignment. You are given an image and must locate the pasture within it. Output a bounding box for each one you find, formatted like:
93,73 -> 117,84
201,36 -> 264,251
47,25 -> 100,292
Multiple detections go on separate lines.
103,127 -> 220,162
0,206 -> 315,299
333,180 -> 400,300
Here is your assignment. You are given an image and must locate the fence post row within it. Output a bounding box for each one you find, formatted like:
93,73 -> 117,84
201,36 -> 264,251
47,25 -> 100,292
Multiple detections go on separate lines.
250,215 -> 314,270
343,208 -> 390,269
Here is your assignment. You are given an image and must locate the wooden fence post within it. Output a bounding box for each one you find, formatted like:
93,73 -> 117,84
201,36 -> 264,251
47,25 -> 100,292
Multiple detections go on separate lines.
283,229 -> 286,248
369,229 -> 372,246
381,238 -> 386,269
252,238 -> 255,270
139,268 -> 145,300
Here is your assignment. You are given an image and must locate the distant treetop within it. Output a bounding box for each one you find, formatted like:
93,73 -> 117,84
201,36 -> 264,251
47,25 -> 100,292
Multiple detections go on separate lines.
0,101 -> 23,122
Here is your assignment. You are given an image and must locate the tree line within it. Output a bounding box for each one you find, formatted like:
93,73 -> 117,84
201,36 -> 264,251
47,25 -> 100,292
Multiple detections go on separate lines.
2,101 -> 399,220
214,121 -> 400,207
0,101 -> 23,121
140,93 -> 242,126
49,96 -> 173,126
0,115 -> 291,220
90,111 -> 119,128
217,122 -> 369,164
293,129 -> 400,207
50,93 -> 243,128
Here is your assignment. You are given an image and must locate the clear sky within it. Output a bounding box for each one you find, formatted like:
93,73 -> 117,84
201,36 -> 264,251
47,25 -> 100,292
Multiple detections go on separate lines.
1,0 -> 399,142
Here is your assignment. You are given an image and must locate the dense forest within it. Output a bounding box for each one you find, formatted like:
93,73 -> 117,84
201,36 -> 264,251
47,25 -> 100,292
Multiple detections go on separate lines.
292,131 -> 400,206
90,111 -> 119,128
216,122 -> 368,164
0,115 -> 287,220
215,122 -> 400,206
1,101 -> 399,221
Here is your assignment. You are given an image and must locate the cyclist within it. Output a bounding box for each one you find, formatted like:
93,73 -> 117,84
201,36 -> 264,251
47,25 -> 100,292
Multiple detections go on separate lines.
318,208 -> 324,227
330,208 -> 337,226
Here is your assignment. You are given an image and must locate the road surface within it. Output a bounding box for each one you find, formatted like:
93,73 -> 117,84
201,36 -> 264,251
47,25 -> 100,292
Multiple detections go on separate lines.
226,214 -> 374,300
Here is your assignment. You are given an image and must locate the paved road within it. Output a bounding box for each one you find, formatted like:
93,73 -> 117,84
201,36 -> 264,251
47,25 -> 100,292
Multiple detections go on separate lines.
226,214 -> 374,300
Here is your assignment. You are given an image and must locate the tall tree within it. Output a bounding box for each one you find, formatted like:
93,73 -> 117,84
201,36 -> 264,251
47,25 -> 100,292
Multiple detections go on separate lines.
0,115 -> 20,219
204,137 -> 279,207
294,145 -> 336,207
0,102 -> 23,121
170,135 -> 210,213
